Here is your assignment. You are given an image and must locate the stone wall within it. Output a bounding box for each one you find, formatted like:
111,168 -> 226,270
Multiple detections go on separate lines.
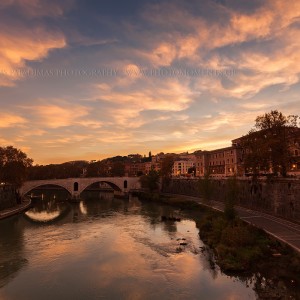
0,185 -> 18,210
162,178 -> 300,222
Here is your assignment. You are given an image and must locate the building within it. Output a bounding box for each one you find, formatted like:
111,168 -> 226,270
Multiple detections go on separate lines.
172,159 -> 195,177
124,162 -> 145,176
195,146 -> 242,178
232,127 -> 300,176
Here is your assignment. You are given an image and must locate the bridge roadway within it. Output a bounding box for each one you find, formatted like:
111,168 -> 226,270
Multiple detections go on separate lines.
164,193 -> 300,254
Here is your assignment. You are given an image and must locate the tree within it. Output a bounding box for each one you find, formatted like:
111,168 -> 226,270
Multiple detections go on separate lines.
241,110 -> 299,177
224,176 -> 238,220
139,169 -> 160,192
110,161 -> 125,177
198,172 -> 213,202
188,166 -> 196,176
86,161 -> 108,177
0,146 -> 33,186
160,154 -> 176,178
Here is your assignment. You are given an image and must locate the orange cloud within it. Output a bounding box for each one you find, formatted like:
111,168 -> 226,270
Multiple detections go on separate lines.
23,101 -> 90,128
138,0 -> 300,98
0,18 -> 66,86
0,112 -> 27,127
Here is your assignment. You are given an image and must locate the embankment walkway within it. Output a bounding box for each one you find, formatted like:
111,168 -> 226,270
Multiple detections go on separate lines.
0,198 -> 31,220
164,193 -> 300,254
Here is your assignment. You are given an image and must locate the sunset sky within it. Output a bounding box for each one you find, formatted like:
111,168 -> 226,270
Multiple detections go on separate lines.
0,0 -> 299,165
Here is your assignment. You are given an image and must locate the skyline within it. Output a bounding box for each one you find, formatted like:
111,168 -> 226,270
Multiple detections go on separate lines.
1,0 -> 300,165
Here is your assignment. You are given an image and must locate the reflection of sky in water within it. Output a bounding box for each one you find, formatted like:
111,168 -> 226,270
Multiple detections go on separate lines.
0,195 -> 258,299
25,211 -> 60,222
79,201 -> 87,215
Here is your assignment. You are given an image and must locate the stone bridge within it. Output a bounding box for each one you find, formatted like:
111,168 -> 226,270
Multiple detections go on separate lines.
19,177 -> 141,199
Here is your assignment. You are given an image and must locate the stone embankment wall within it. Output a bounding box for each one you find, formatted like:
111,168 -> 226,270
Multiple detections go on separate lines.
0,185 -> 18,210
162,178 -> 300,222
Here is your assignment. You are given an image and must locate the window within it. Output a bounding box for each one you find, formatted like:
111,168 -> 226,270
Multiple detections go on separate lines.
74,182 -> 79,192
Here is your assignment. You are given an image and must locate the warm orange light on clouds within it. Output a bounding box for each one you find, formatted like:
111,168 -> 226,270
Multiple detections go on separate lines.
25,102 -> 90,128
0,113 -> 27,128
0,0 -> 300,164
0,28 -> 65,86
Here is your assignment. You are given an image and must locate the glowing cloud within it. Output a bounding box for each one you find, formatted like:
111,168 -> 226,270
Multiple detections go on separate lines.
0,113 -> 27,128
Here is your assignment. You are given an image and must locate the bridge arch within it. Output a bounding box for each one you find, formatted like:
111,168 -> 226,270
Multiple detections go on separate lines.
78,180 -> 122,195
21,183 -> 72,197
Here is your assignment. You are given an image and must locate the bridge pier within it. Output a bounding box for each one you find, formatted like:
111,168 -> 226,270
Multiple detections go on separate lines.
69,193 -> 81,202
113,190 -> 128,199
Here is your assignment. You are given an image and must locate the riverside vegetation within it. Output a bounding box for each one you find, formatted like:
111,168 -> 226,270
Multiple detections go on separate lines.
136,189 -> 300,298
138,191 -> 299,271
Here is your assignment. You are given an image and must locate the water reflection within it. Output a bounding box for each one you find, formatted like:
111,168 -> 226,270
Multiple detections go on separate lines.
0,217 -> 27,289
0,189 -> 298,299
24,190 -> 71,223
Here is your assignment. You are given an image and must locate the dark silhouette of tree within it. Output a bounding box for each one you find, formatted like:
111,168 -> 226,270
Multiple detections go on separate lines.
224,176 -> 238,220
110,161 -> 125,177
28,161 -> 88,180
198,172 -> 213,202
0,146 -> 33,186
86,161 -> 108,177
160,154 -> 176,178
188,166 -> 196,176
139,169 -> 159,192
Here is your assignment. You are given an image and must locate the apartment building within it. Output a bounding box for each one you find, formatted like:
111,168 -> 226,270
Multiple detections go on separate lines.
194,147 -> 242,178
172,160 -> 195,176
232,127 -> 300,176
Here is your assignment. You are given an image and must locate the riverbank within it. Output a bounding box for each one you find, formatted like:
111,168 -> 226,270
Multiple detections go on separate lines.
0,197 -> 31,220
162,178 -> 300,223
158,192 -> 300,254
136,192 -> 300,278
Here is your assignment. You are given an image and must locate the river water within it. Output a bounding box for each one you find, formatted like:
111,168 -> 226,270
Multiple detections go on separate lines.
0,190 -> 287,299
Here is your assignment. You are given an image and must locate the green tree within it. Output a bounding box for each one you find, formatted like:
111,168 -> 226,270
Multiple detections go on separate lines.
241,110 -> 299,177
140,169 -> 160,192
0,146 -> 33,186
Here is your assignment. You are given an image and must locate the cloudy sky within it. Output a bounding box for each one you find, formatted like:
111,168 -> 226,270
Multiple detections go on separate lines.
0,0 -> 299,164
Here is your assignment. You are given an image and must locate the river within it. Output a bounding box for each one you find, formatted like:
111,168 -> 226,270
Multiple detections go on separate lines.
0,189 -> 291,299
